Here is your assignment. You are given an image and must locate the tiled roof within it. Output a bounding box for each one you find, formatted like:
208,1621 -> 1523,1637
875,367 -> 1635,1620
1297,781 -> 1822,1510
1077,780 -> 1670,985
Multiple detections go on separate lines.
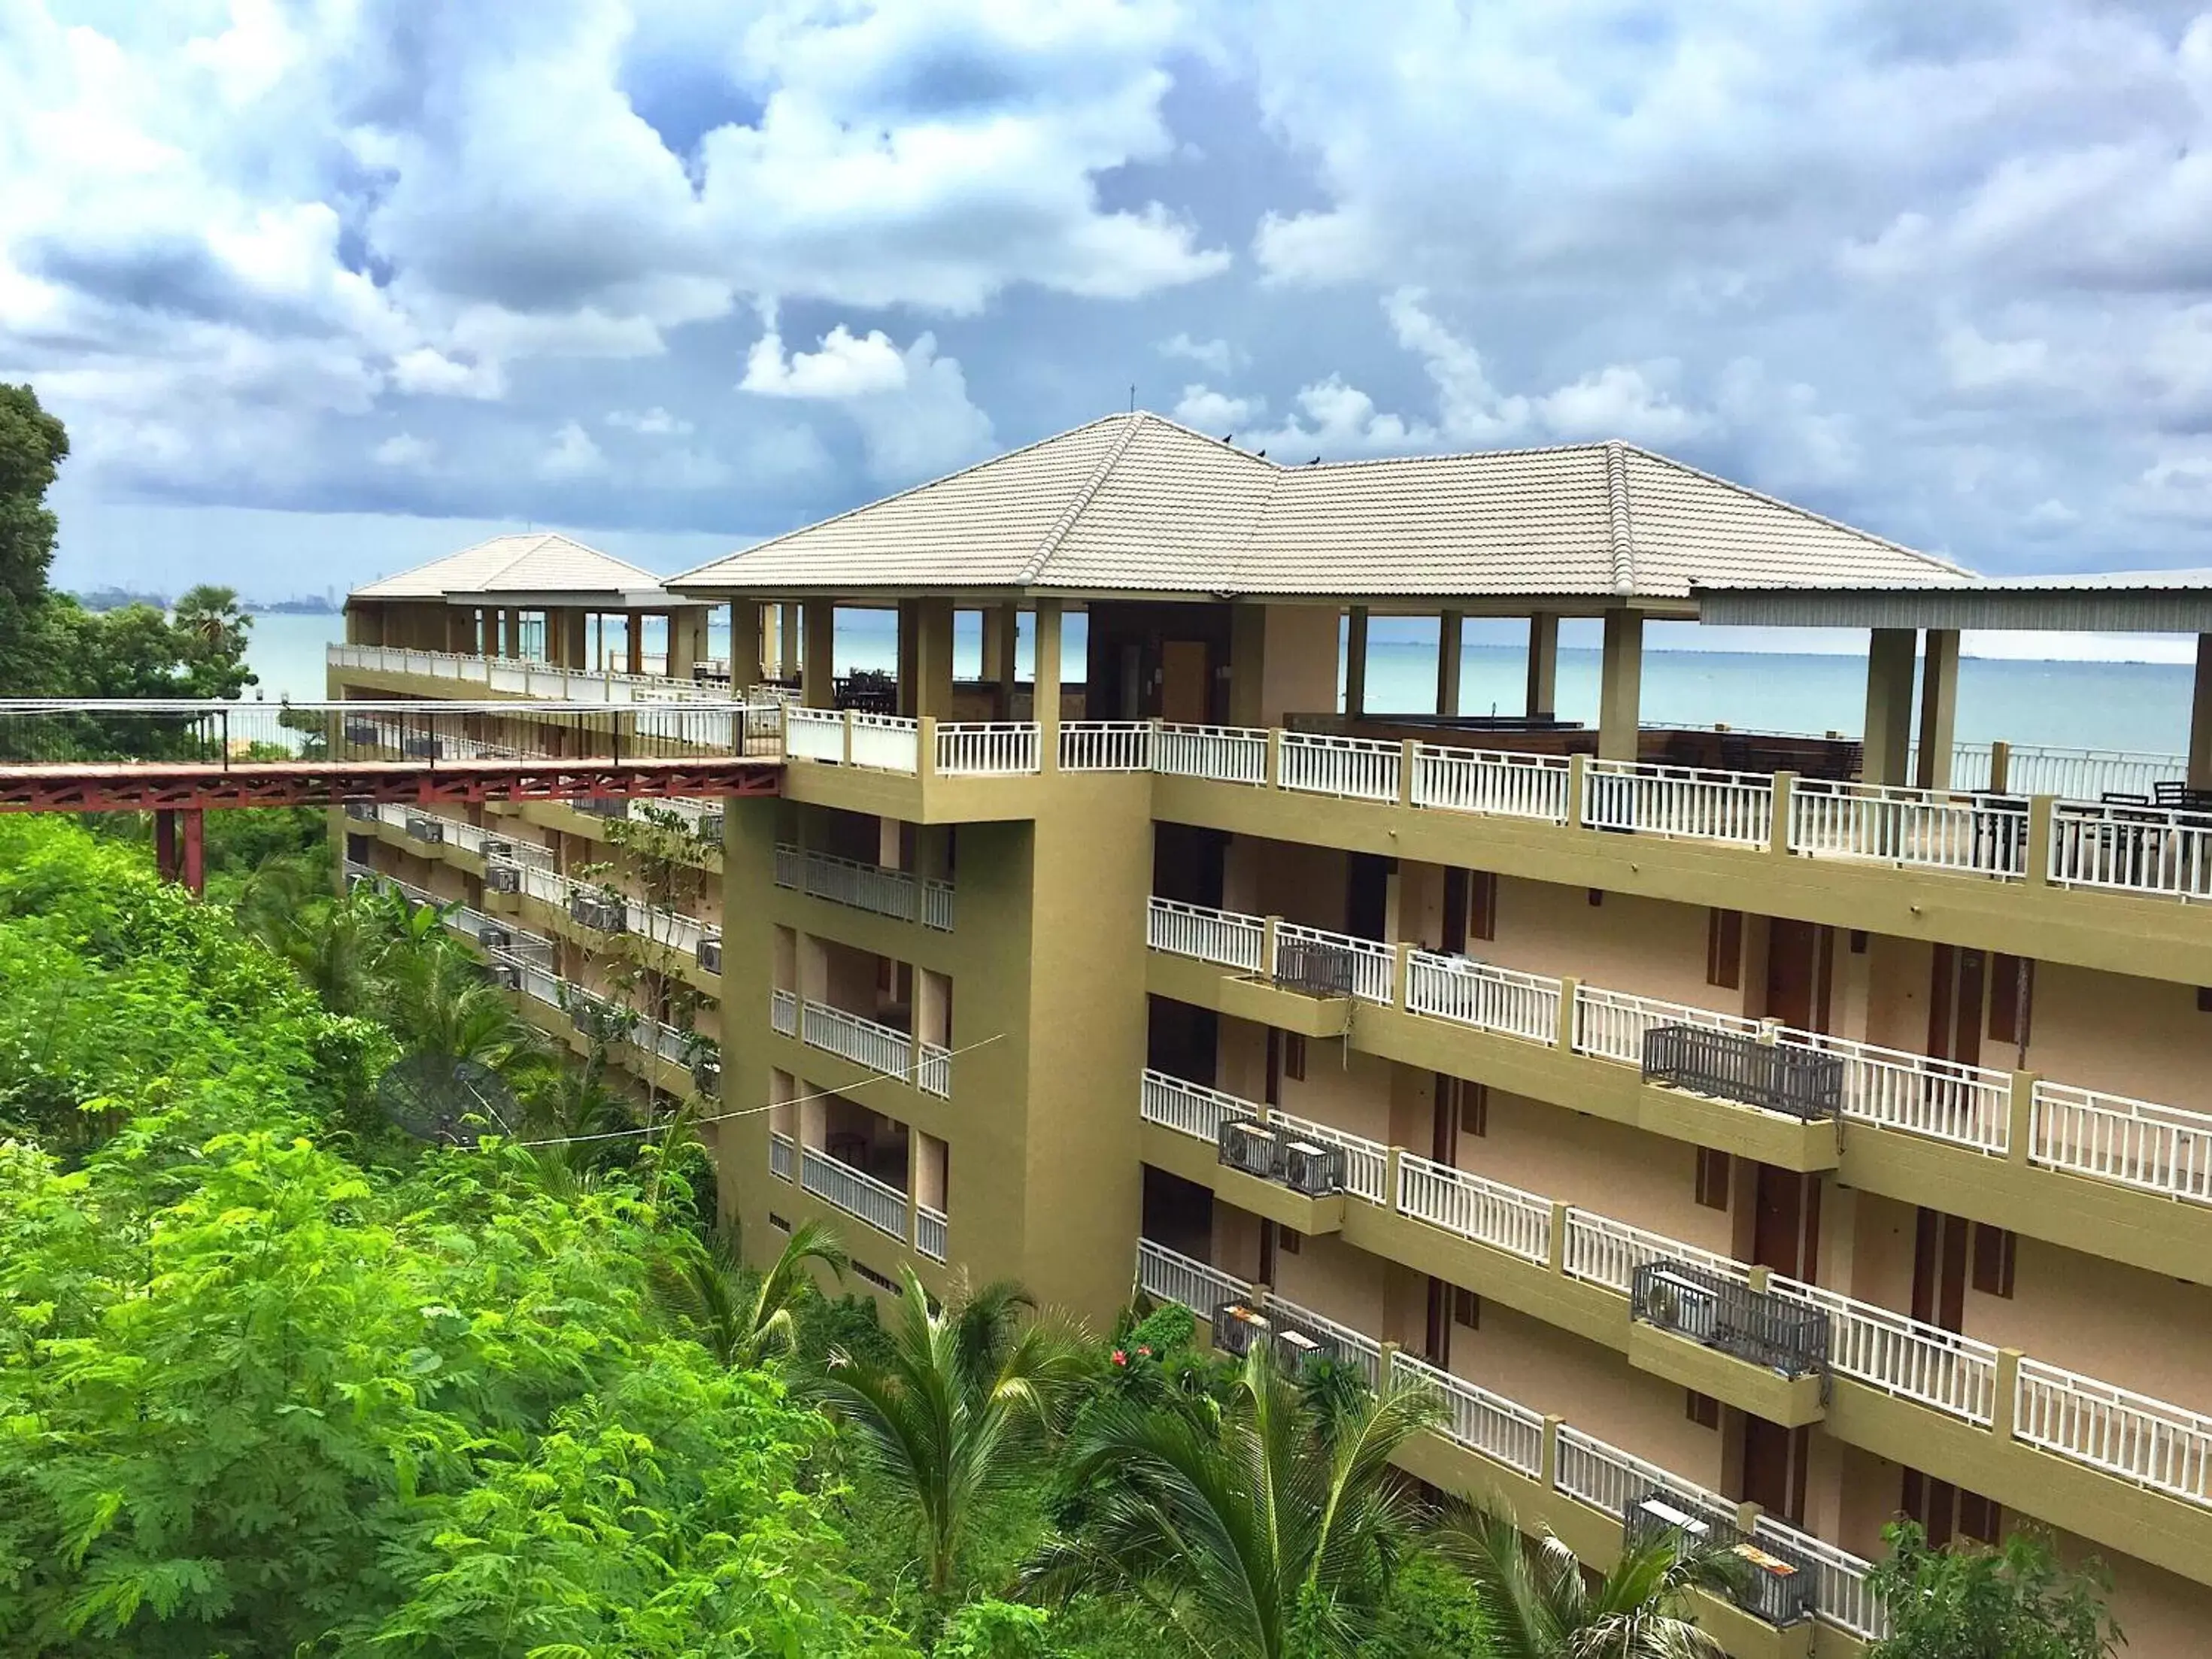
669,413 -> 1971,600
352,532 -> 668,601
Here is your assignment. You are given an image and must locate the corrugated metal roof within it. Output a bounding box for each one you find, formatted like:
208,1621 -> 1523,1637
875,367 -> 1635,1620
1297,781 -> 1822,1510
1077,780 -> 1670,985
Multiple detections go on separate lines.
1696,568 -> 2212,632
352,533 -> 668,601
669,412 -> 1965,601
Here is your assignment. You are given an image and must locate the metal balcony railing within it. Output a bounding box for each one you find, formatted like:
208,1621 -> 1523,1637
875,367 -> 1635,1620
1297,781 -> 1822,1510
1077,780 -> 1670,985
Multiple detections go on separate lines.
1642,1024 -> 1842,1121
1623,1489 -> 1819,1627
1273,936 -> 1358,997
1208,1299 -> 1341,1376
1631,1259 -> 1831,1382
1212,1116 -> 1346,1196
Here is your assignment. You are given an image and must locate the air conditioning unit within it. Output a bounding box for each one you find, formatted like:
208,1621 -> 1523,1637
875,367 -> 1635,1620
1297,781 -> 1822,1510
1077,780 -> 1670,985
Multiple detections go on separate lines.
698,811 -> 725,842
482,839 -> 515,861
342,801 -> 377,821
696,933 -> 723,972
1209,1302 -> 1270,1360
400,733 -> 443,760
693,1057 -> 722,1098
570,893 -> 627,933
569,995 -> 622,1040
484,862 -> 522,894
485,962 -> 521,991
478,924 -> 512,949
405,814 -> 445,843
572,794 -> 629,820
1217,1118 -> 1283,1181
1279,1139 -> 1346,1198
343,720 -> 381,747
1273,1326 -> 1327,1373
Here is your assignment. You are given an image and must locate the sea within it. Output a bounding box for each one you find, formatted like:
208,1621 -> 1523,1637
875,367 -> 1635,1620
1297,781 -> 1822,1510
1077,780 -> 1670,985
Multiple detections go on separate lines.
247,611 -> 2196,757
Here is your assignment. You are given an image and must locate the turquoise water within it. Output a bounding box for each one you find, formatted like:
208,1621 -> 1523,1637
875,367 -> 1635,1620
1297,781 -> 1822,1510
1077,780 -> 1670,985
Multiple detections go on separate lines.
249,611 -> 2195,757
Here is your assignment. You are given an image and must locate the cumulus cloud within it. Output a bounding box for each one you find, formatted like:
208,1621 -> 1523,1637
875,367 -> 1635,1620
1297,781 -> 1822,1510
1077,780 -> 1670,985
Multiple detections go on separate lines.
605,407 -> 694,436
1159,332 -> 1239,377
1171,384 -> 1261,430
537,420 -> 608,481
373,432 -> 434,469
740,310 -> 993,482
742,317 -> 914,399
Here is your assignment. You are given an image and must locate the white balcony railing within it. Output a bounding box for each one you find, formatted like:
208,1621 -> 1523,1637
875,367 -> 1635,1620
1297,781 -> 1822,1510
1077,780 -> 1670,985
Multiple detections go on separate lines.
1391,1351 -> 1547,1479
774,843 -> 953,930
850,712 -> 922,773
1410,745 -> 1572,823
1555,1424 -> 1726,1521
1789,1031 -> 2010,1153
2031,1081 -> 2212,1206
1266,1293 -> 1383,1390
329,641 -> 728,705
1146,897 -> 1267,972
1406,951 -> 1561,1043
1571,984 -> 1761,1066
1755,1518 -> 1891,1642
1942,740 -> 2180,802
1059,720 -> 1154,771
1273,921 -> 1395,1005
1140,1069 -> 1258,1144
1580,760 -> 1772,845
1266,1106 -> 1390,1205
2015,1358 -> 2212,1506
1770,1275 -> 1998,1424
1790,780 -> 2025,878
936,722 -> 1040,775
1136,1238 -> 1251,1315
804,1000 -> 907,1075
786,706 -> 846,763
2050,801 -> 2212,901
1397,1153 -> 1553,1263
1560,1212 -> 1749,1297
1154,723 -> 1269,785
799,1146 -> 909,1239
1279,732 -> 1400,802
770,987 -> 799,1036
916,1204 -> 948,1263
769,1130 -> 795,1181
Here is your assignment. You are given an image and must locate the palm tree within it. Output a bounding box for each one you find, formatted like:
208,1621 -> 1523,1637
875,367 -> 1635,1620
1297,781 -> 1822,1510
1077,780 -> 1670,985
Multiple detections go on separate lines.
378,933 -> 540,1077
1438,1506 -> 1744,1659
651,1218 -> 849,1369
820,1269 -> 1090,1597
1032,1345 -> 1444,1658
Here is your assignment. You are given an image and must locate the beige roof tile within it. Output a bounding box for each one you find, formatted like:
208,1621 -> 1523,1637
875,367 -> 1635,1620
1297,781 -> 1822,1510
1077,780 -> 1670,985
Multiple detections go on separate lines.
669,414 -> 1971,601
353,532 -> 667,601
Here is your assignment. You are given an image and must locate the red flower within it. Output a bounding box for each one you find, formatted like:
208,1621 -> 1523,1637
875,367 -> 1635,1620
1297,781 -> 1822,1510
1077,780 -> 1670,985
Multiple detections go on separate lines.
1136,1345 -> 1153,1357
1112,1349 -> 1127,1366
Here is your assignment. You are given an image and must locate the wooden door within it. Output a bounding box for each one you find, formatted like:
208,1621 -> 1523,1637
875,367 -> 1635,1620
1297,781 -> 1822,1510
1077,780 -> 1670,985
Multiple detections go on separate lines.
1751,1164 -> 1821,1281
1442,867 -> 1470,955
1925,944 -> 1986,1066
1912,1206 -> 1969,1332
1764,918 -> 1833,1033
1741,1418 -> 1810,1525
1162,640 -> 1209,724
1348,853 -> 1393,942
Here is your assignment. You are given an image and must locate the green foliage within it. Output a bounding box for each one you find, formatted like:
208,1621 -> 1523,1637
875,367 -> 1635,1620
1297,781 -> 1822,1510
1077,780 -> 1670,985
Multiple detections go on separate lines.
1868,1521 -> 2122,1659
1358,1552 -> 1493,1659
0,381 -> 68,691
935,1599 -> 1052,1658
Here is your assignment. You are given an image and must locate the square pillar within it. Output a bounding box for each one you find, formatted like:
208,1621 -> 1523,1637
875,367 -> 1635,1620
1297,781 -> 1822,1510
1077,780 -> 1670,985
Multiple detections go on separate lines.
1527,611 -> 1560,719
730,601 -> 763,688
1035,599 -> 1064,752
625,611 -> 645,676
1229,601 -> 1269,729
499,608 -> 522,659
2191,635 -> 2212,791
1345,605 -> 1370,720
1862,627 -> 1916,787
1598,609 -> 1643,760
561,608 -> 587,669
668,608 -> 702,681
778,603 -> 801,681
911,597 -> 956,719
1913,628 -> 1960,790
802,600 -> 836,708
985,602 -> 1019,718
1436,609 -> 1463,717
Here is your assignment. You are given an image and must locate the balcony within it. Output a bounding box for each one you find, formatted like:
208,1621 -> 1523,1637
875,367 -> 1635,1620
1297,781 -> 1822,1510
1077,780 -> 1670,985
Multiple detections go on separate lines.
799,1145 -> 909,1240
1630,1260 -> 1831,1426
1133,1239 -> 1887,1648
1623,1491 -> 1819,1629
769,987 -> 951,1099
330,641 -> 727,705
773,842 -> 954,930
1642,1026 -> 1842,1123
1130,1069 -> 2212,1580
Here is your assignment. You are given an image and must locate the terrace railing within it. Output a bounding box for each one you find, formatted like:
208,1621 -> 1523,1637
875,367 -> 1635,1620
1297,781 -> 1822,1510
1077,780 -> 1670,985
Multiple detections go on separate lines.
773,842 -> 953,930
1563,1212 -> 1749,1297
1279,731 -> 1401,802
1139,1069 -> 1259,1144
1410,744 -> 1572,821
1769,1275 -> 1998,1424
1146,896 -> 1267,972
936,721 -> 1040,775
1396,1153 -> 1553,1263
1789,780 -> 2026,878
2015,1359 -> 2212,1506
1643,1024 -> 1843,1121
1059,720 -> 1154,771
1406,951 -> 1561,1042
799,1146 -> 908,1239
2050,800 -> 2212,900
916,1204 -> 948,1263
1153,722 -> 1269,784
1273,921 -> 1394,1004
1390,1351 -> 1546,1479
1632,1260 -> 1831,1381
2031,1081 -> 2212,1205
1136,1238 -> 1251,1315
1624,1491 -> 1819,1627
769,1130 -> 796,1181
1581,760 -> 1772,845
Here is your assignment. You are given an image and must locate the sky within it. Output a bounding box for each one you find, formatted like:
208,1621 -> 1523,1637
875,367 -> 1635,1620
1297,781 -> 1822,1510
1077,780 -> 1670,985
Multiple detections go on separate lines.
8,0 -> 2212,658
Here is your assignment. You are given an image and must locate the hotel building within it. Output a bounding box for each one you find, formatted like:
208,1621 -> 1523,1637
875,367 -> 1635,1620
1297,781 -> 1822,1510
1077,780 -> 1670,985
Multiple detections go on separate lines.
335,417 -> 2212,1656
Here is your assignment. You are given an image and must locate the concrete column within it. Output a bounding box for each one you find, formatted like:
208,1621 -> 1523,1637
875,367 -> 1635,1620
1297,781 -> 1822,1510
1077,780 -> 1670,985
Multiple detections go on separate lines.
1345,605 -> 1370,720
1597,609 -> 1643,761
778,603 -> 801,681
1436,610 -> 1463,717
730,601 -> 763,689
1527,611 -> 1560,719
802,600 -> 836,708
912,597 -> 956,719
1862,627 -> 1916,787
1034,599 -> 1064,752
988,602 -> 1020,718
625,611 -> 645,677
1914,628 -> 1960,790
668,608 -> 701,681
1229,601 -> 1268,729
502,608 -> 524,659
2191,634 -> 2212,791
561,608 -> 587,669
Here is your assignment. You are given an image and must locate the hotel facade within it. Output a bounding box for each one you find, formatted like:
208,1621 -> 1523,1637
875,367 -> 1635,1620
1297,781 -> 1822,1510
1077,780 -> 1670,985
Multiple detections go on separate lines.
335,415 -> 2212,1656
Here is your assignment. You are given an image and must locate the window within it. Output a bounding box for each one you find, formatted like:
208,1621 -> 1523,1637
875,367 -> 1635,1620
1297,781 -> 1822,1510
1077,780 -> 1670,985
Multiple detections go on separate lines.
1452,1287 -> 1482,1329
1283,1033 -> 1307,1083
1686,1391 -> 1720,1430
1971,1224 -> 2016,1299
768,1213 -> 791,1233
1849,929 -> 1869,954
1706,909 -> 1743,990
1586,888 -> 1604,908
1470,870 -> 1498,942
1695,1148 -> 1731,1211
1276,1223 -> 1301,1257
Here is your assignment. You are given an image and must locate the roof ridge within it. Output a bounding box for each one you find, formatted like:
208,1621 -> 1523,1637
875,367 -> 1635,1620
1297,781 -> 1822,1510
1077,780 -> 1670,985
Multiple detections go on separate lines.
1617,444 -> 1967,576
1285,438 -> 1616,474
488,531 -> 562,588
1604,441 -> 1634,596
667,414 -> 1134,587
1018,413 -> 1148,584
